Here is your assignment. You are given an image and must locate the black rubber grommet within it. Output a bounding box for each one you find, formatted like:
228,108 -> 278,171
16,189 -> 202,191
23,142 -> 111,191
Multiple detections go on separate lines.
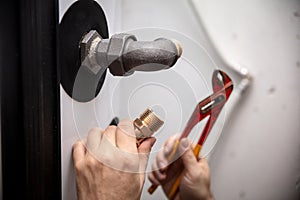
59,0 -> 109,102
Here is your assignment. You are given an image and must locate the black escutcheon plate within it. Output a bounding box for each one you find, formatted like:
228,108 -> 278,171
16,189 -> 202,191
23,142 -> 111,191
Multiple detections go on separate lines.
59,0 -> 109,102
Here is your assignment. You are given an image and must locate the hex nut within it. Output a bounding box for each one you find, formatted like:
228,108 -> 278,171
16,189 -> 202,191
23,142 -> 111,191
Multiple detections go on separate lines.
134,118 -> 153,139
80,30 -> 102,74
106,33 -> 137,76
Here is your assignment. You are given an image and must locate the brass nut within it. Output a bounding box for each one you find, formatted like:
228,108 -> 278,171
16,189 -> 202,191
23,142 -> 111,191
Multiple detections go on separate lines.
134,108 -> 164,140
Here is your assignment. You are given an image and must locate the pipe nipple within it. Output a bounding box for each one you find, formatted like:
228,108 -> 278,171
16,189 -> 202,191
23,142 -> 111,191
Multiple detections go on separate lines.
171,39 -> 183,57
134,108 -> 164,146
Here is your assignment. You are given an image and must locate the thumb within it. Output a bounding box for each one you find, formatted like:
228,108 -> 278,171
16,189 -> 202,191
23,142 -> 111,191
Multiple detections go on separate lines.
138,137 -> 156,189
179,138 -> 198,174
138,137 -> 156,170
137,137 -> 156,154
73,140 -> 86,167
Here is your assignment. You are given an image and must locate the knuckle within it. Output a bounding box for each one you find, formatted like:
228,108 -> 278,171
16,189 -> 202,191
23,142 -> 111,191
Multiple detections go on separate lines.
122,158 -> 131,166
151,159 -> 158,171
186,152 -> 195,160
122,157 -> 137,169
73,141 -> 82,149
190,170 -> 202,183
157,155 -> 164,163
74,162 -> 84,172
157,157 -> 167,169
86,156 -> 97,167
89,127 -> 102,133
148,172 -> 159,185
105,125 -> 117,133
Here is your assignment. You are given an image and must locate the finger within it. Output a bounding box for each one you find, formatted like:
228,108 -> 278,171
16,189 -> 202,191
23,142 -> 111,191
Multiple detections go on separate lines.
138,137 -> 156,174
103,125 -> 117,146
151,155 -> 167,182
72,140 -> 86,166
198,157 -> 210,174
116,119 -> 137,153
163,134 -> 179,157
180,138 -> 198,174
137,138 -> 156,190
138,137 -> 156,154
156,146 -> 169,171
86,127 -> 102,152
148,171 -> 161,186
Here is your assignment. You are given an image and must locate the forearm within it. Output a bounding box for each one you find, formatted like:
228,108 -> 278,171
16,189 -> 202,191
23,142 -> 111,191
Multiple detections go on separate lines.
177,193 -> 214,200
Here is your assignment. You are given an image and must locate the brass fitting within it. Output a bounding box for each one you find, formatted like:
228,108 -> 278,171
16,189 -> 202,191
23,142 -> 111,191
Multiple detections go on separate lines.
134,108 -> 164,146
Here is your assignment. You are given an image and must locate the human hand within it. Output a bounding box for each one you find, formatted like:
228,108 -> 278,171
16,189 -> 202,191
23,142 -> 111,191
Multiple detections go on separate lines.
148,136 -> 213,200
73,119 -> 156,200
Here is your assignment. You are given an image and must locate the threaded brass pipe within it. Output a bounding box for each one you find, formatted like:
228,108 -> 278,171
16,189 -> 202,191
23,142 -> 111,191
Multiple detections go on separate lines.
134,108 -> 164,146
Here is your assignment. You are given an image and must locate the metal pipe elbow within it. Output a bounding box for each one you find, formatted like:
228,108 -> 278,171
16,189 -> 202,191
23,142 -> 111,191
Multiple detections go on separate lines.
95,33 -> 182,76
121,37 -> 182,75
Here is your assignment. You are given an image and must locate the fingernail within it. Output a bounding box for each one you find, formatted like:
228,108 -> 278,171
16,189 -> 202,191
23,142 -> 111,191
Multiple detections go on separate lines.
164,146 -> 169,154
180,138 -> 189,149
150,137 -> 156,147
158,160 -> 168,169
109,117 -> 119,126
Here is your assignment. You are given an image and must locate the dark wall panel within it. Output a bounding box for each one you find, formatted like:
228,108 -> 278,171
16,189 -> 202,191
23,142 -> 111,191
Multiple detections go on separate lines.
1,0 -> 61,199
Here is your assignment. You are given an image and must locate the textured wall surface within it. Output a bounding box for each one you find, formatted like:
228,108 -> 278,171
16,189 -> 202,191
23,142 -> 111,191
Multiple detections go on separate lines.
121,0 -> 300,199
60,0 -> 300,199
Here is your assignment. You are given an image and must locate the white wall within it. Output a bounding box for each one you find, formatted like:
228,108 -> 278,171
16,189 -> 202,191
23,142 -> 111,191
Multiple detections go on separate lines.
193,0 -> 300,199
60,0 -> 300,199
118,0 -> 300,199
120,0 -> 300,199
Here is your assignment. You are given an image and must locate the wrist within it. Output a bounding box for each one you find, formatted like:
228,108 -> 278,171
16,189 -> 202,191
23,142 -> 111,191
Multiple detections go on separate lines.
178,190 -> 213,200
205,191 -> 214,200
